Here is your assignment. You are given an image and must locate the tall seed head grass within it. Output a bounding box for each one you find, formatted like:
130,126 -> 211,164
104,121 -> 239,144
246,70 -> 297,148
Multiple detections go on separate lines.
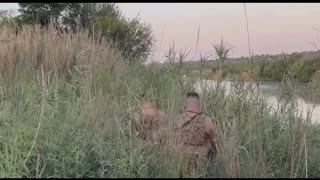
0,24 -> 126,81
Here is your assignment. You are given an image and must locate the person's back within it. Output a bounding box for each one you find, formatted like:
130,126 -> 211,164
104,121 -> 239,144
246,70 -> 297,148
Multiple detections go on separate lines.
172,92 -> 216,177
175,111 -> 216,157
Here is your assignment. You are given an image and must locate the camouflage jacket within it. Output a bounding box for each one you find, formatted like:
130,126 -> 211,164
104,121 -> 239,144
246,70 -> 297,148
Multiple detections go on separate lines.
173,112 -> 216,156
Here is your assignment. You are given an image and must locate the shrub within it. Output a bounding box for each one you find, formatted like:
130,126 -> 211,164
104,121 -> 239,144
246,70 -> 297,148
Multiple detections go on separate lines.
94,15 -> 154,63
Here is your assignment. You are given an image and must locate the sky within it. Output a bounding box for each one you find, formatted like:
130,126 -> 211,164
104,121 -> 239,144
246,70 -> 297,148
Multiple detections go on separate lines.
1,3 -> 320,62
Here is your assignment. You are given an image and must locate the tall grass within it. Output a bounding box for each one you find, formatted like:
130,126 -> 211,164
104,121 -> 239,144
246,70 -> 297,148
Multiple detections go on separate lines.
0,24 -> 320,178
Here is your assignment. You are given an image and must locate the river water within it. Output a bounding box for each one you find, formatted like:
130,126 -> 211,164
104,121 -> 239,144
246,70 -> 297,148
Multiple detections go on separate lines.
193,80 -> 320,124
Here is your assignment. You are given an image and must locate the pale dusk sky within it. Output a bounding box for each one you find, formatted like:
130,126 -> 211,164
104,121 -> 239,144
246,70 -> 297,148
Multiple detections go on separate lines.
1,3 -> 320,62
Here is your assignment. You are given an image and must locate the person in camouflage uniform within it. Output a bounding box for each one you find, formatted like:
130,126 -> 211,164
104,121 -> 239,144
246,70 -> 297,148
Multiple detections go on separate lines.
173,92 -> 217,177
133,98 -> 167,143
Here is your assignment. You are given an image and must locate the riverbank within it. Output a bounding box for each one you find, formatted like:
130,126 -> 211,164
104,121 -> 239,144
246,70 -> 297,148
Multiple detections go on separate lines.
1,24 -> 320,178
194,79 -> 320,124
196,71 -> 320,104
189,57 -> 320,98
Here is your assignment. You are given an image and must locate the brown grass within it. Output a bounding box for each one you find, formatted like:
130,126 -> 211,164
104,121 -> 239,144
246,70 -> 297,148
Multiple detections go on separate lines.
0,24 -> 126,80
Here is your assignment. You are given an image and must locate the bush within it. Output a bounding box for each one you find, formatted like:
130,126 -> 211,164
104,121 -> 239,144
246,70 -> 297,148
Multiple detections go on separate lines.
257,57 -> 320,82
290,58 -> 320,82
311,70 -> 320,97
17,3 -> 155,64
94,15 -> 154,63
261,61 -> 284,81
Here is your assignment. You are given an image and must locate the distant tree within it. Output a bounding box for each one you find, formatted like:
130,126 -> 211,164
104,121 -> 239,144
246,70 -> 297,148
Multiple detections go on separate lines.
94,13 -> 154,63
17,3 -> 155,63
62,3 -> 118,31
64,3 -> 154,62
62,3 -> 92,31
95,3 -> 121,18
0,9 -> 21,32
0,10 -> 7,17
18,3 -> 67,27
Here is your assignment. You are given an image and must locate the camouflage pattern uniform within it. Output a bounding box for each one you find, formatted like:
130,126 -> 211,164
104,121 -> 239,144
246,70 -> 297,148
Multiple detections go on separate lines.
173,111 -> 216,177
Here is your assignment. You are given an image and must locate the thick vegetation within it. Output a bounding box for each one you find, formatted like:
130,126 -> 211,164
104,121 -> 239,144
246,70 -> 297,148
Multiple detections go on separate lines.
0,3 -> 320,178
15,3 -> 155,63
0,24 -> 319,178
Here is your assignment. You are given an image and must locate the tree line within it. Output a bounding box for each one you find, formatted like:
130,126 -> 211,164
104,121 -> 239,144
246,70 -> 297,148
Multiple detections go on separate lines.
0,3 -> 155,63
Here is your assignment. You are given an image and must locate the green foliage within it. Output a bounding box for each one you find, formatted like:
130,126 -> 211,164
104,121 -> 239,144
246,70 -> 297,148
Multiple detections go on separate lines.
95,3 -> 121,18
62,3 -> 96,30
311,70 -> 320,97
258,57 -> 320,82
62,3 -> 120,31
94,15 -> 154,63
290,58 -> 320,82
257,59 -> 267,78
18,3 -> 67,26
192,52 -> 320,83
2,12 -> 320,179
0,10 -> 22,31
262,60 -> 286,81
16,3 -> 155,63
1,40 -> 320,177
0,36 -> 320,178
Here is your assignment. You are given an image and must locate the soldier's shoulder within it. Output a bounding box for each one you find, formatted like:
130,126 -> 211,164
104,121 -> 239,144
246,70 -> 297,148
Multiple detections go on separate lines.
200,113 -> 216,123
175,113 -> 188,128
197,112 -> 210,118
205,114 -> 214,120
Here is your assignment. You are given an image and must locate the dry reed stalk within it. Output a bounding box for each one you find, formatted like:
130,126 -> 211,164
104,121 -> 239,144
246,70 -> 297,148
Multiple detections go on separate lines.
0,24 -> 127,80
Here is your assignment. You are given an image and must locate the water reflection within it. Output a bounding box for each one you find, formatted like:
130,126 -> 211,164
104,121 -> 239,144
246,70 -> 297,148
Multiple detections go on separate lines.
194,80 -> 320,124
